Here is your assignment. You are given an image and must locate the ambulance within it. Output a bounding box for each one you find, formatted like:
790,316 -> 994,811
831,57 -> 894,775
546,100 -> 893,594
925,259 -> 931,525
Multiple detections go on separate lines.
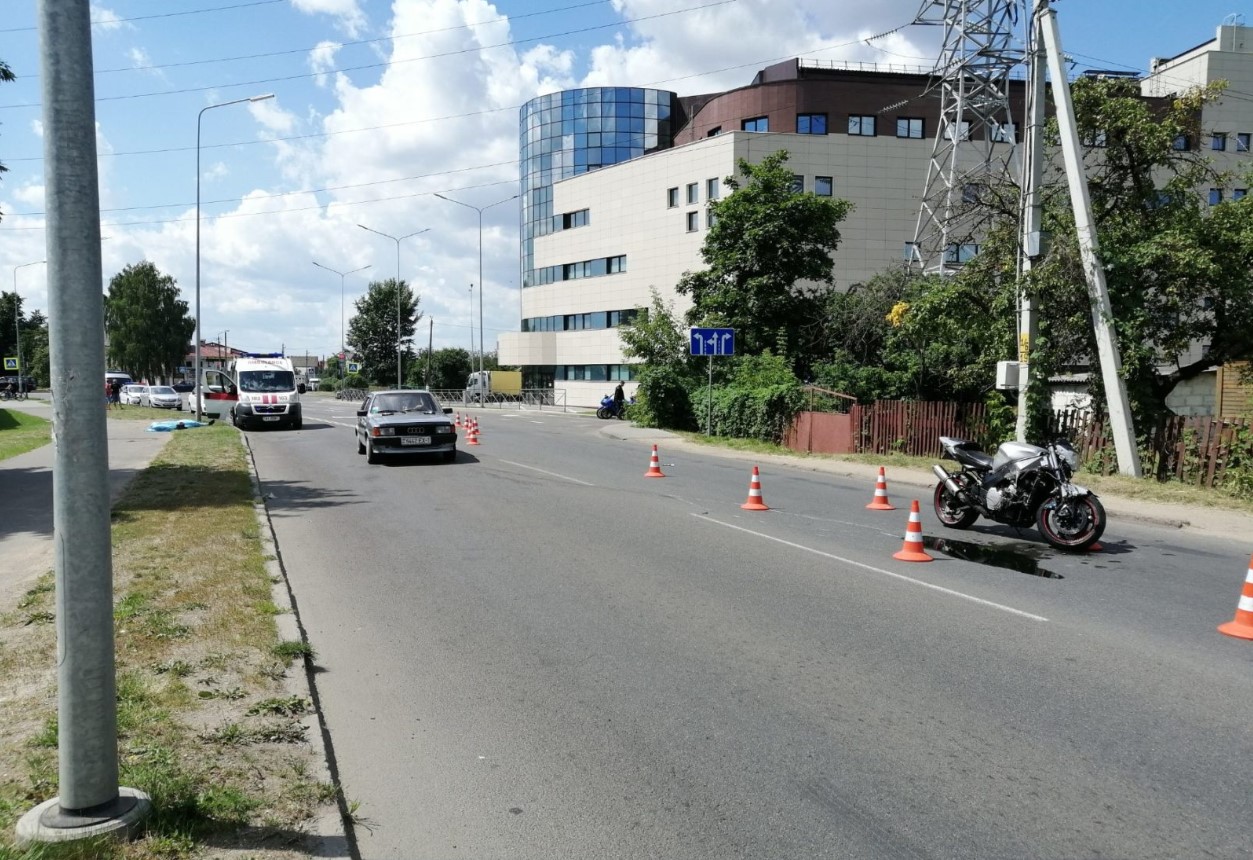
196,353 -> 303,430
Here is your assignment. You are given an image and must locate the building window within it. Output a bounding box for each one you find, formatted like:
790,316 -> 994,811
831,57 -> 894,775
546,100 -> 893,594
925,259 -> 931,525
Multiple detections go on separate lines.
1237,133 -> 1250,152
667,187 -> 679,208
896,117 -> 924,139
686,211 -> 699,232
555,208 -> 588,231
944,243 -> 979,264
944,120 -> 971,141
1209,188 -> 1223,205
815,176 -> 833,197
706,210 -> 718,229
706,126 -> 722,137
903,241 -> 919,262
1082,129 -> 1108,148
991,121 -> 1017,143
797,113 -> 827,135
961,183 -> 985,204
742,116 -> 768,133
687,183 -> 699,205
848,115 -> 876,136
1172,134 -> 1191,151
1234,188 -> 1247,200
706,177 -> 720,200
790,175 -> 804,194
1212,133 -> 1227,151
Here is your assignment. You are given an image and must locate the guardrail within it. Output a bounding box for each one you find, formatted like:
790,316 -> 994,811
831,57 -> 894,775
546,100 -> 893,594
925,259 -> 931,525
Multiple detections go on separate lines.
430,389 -> 568,410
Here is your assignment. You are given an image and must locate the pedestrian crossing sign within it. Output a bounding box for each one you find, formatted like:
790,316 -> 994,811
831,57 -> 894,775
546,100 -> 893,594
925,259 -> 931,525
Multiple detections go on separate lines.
346,361 -> 361,373
3,357 -> 17,371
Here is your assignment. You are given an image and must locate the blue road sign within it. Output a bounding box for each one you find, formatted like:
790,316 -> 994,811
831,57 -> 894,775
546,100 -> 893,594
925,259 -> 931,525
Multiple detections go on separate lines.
689,327 -> 735,356
3,357 -> 18,371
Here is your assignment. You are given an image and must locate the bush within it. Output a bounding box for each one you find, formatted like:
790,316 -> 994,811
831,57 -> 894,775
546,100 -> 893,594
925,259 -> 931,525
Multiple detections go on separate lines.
709,383 -> 805,443
634,366 -> 700,431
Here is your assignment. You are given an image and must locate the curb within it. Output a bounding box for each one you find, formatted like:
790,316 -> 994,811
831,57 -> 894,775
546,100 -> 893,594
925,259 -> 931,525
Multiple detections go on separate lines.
243,434 -> 355,859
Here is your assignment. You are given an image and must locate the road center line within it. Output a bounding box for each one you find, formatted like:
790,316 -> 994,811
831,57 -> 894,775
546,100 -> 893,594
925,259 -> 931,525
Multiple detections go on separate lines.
499,460 -> 595,486
691,513 -> 1048,622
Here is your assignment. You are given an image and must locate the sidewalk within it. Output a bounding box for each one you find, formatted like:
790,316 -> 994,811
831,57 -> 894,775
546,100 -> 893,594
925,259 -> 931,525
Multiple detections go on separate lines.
600,422 -> 1253,541
0,401 -> 174,608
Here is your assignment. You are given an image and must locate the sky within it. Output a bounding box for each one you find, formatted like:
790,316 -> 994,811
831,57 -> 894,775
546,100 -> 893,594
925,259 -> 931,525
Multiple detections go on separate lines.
1,0 -> 1248,369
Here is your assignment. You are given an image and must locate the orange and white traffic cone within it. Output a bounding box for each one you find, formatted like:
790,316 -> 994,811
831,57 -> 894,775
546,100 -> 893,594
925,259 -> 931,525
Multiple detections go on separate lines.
892,500 -> 932,562
740,466 -> 769,511
1218,554 -> 1253,641
455,412 -> 461,428
467,419 -> 480,446
866,466 -> 895,511
644,444 -> 666,478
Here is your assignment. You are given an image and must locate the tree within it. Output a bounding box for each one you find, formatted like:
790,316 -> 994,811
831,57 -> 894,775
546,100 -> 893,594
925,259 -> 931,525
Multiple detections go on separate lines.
410,347 -> 472,390
346,278 -> 421,386
675,150 -> 853,377
618,289 -> 690,370
104,261 -> 194,382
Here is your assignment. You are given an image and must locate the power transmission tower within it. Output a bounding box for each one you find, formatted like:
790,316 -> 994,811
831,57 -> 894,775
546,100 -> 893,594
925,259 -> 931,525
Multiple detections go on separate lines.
910,0 -> 1025,273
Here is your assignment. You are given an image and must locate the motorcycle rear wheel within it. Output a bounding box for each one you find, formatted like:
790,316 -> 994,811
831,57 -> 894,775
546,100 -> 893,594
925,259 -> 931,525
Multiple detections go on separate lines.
1036,494 -> 1106,551
596,406 -> 612,419
933,481 -> 979,529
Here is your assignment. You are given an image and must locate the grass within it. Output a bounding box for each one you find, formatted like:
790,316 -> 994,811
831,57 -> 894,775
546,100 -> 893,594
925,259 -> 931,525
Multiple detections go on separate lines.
0,410 -> 51,461
0,424 -> 337,859
676,430 -> 1253,515
103,404 -> 195,422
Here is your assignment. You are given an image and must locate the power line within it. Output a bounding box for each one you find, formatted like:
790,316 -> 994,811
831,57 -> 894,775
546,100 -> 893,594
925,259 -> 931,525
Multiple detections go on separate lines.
0,0 -> 286,34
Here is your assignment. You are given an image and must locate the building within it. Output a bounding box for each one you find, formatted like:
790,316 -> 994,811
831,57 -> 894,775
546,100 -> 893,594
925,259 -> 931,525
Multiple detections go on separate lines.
500,24 -> 1253,411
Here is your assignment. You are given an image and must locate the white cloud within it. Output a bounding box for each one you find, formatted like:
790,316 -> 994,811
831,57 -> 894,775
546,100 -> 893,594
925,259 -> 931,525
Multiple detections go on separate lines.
309,40 -> 343,87
89,4 -> 132,32
203,163 -> 229,182
290,0 -> 367,39
249,98 -> 298,135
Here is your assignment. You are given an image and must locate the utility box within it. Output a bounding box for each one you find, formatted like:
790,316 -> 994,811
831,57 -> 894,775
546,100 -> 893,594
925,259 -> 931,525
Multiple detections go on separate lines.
996,360 -> 1021,390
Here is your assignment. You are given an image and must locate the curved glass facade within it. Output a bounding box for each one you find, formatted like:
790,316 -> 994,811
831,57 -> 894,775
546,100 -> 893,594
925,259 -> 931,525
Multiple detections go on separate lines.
519,87 -> 680,287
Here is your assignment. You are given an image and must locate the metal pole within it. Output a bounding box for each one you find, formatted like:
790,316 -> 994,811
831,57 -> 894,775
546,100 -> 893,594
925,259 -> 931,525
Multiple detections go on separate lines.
195,93 -> 273,421
1017,7 -> 1047,443
1039,6 -> 1141,477
469,283 -> 475,359
17,0 -> 151,841
358,225 -> 428,389
427,318 -> 433,386
313,261 -> 370,391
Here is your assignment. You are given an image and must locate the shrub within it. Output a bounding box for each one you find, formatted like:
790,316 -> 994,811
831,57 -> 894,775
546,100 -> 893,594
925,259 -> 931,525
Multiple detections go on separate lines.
634,365 -> 700,431
709,382 -> 805,443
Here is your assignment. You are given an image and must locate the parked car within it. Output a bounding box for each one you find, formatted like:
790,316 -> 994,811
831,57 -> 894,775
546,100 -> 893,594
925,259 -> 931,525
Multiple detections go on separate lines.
355,389 -> 457,464
171,381 -> 195,393
120,384 -> 148,405
145,385 -> 183,410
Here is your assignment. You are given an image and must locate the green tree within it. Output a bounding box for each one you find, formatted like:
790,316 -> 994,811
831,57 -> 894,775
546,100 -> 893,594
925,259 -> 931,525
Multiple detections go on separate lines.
346,278 -> 422,387
676,150 -> 853,377
103,261 -> 194,382
410,347 -> 473,390
618,289 -> 689,370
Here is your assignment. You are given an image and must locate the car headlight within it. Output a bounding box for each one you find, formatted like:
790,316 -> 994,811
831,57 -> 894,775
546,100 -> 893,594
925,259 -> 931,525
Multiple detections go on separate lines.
371,427 -> 395,437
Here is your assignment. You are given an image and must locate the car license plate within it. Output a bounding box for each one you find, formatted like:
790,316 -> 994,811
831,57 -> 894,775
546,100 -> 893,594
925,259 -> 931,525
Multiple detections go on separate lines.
401,436 -> 430,446
262,416 -> 280,422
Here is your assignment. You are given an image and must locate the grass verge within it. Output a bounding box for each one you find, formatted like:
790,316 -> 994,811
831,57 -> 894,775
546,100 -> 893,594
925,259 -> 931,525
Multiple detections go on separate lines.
0,411 -> 51,461
0,424 -> 336,859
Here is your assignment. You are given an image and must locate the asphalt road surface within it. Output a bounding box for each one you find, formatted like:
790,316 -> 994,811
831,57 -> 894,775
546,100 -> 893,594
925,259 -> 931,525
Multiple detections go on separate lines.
246,397 -> 1253,860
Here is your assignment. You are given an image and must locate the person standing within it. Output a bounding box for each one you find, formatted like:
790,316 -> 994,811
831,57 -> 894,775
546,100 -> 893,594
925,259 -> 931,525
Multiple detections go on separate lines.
612,380 -> 625,416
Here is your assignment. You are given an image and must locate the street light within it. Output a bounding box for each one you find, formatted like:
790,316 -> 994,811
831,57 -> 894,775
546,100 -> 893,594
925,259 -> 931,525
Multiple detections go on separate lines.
312,261 -> 371,387
195,92 -> 274,420
12,260 -> 46,386
357,224 -> 429,387
434,191 -> 520,378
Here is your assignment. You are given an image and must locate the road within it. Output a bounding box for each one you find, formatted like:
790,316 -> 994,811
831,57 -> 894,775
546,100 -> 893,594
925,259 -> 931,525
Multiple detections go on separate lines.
246,396 -> 1253,859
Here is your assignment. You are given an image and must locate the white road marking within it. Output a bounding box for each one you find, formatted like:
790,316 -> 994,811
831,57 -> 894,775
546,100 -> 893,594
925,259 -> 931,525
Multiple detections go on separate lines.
498,460 -> 595,486
691,513 -> 1048,622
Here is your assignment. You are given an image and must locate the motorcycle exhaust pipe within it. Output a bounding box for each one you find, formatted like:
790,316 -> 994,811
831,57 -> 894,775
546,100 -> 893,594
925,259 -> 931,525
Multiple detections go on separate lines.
932,465 -> 966,500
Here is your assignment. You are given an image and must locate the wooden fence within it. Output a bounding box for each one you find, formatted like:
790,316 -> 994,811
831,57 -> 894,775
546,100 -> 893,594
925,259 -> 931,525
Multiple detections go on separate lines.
786,400 -> 1253,491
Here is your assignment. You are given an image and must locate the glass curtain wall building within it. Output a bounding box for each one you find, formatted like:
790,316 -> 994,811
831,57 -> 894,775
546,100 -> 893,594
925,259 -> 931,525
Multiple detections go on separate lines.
519,87 -> 681,290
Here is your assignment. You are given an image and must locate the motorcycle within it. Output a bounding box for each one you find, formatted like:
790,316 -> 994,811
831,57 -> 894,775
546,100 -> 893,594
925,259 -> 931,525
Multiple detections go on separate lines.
931,435 -> 1106,551
596,394 -> 632,420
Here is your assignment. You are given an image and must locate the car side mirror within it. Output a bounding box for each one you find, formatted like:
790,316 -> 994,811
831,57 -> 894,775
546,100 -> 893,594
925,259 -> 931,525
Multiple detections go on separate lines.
442,407 -> 453,414
356,410 -> 366,417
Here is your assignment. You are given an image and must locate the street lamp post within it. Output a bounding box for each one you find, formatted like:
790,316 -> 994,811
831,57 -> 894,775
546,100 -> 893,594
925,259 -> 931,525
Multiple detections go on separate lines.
357,224 -> 429,388
13,260 -> 46,385
195,93 -> 274,420
434,192 -> 520,378
312,261 -> 371,388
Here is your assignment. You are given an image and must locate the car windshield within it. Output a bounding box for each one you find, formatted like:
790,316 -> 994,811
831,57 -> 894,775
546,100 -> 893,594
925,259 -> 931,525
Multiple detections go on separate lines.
371,393 -> 436,414
239,370 -> 295,393
151,387 -> 175,395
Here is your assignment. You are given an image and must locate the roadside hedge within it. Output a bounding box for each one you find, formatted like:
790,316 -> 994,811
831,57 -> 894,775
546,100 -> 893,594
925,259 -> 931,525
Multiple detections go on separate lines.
707,383 -> 805,443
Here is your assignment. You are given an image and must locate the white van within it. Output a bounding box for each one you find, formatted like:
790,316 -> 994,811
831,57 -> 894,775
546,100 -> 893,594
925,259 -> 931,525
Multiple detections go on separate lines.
197,353 -> 303,430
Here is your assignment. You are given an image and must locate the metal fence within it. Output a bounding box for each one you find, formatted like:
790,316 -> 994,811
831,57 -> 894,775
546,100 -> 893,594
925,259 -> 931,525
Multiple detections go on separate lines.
429,389 -> 569,410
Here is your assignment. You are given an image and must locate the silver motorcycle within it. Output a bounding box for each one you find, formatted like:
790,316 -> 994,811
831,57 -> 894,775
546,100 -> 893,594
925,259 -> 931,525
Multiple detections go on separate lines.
932,435 -> 1106,551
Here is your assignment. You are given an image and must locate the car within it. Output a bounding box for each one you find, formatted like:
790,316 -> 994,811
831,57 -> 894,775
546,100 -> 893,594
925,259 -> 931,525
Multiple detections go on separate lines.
172,381 -> 195,393
145,385 -> 183,410
307,375 -> 321,389
355,389 -> 457,464
120,384 -> 148,405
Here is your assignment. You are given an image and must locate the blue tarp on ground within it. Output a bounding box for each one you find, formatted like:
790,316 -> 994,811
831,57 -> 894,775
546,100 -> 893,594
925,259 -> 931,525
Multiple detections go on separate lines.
147,419 -> 214,432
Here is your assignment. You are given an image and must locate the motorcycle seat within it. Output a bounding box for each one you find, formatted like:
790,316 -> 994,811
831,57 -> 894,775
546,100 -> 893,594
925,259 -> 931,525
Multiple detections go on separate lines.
940,436 -> 994,470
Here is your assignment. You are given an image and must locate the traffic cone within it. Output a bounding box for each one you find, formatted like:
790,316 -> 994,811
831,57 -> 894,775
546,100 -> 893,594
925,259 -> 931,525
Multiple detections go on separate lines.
467,419 -> 480,446
1218,554 -> 1253,641
455,412 -> 461,428
644,444 -> 666,478
866,466 -> 896,511
740,466 -> 769,511
892,500 -> 933,562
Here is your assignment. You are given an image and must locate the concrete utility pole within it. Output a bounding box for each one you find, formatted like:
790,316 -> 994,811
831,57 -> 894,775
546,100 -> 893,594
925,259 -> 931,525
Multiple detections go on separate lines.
17,0 -> 150,844
1016,8 -> 1047,443
1037,2 -> 1141,476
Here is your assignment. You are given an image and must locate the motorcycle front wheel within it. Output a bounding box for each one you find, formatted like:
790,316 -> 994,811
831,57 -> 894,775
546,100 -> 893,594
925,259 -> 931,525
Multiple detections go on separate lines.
933,481 -> 979,529
1036,494 -> 1106,551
